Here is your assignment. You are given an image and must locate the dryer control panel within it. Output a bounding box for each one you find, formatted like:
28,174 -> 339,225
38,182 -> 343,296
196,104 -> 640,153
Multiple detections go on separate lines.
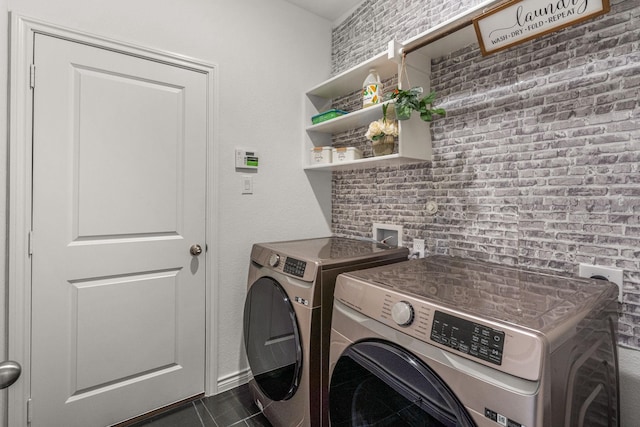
252,245 -> 318,282
283,257 -> 307,278
334,275 -> 544,381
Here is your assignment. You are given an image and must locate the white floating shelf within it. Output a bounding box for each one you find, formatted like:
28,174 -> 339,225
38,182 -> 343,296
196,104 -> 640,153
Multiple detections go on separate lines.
306,51 -> 398,100
304,153 -> 428,172
306,102 -> 391,134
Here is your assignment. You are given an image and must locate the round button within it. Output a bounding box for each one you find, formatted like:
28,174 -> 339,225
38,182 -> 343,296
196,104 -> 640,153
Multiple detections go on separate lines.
268,253 -> 280,267
391,301 -> 414,326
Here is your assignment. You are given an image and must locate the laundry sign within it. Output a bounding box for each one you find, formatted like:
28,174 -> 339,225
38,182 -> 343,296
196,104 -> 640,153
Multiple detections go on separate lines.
473,0 -> 610,55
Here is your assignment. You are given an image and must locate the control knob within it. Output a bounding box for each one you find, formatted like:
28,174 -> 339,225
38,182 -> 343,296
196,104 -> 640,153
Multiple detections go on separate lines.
391,301 -> 414,326
268,253 -> 280,267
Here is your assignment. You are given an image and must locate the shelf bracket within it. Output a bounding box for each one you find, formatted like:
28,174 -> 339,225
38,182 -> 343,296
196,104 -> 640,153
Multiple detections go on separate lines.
387,39 -> 403,64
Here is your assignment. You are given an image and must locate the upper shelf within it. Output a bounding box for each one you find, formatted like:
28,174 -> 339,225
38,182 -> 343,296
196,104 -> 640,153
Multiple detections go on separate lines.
305,0 -> 501,102
306,51 -> 398,100
306,22 -> 479,105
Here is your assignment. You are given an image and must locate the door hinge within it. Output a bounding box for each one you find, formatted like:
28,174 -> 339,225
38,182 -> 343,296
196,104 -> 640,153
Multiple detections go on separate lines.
27,398 -> 32,424
30,64 -> 35,89
28,230 -> 33,256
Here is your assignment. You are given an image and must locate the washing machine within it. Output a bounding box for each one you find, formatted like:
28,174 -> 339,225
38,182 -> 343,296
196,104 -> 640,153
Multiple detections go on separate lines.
329,256 -> 620,427
242,237 -> 409,427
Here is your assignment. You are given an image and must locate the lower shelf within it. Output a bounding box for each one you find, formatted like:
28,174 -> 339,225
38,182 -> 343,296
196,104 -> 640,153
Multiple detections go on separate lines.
304,153 -> 429,171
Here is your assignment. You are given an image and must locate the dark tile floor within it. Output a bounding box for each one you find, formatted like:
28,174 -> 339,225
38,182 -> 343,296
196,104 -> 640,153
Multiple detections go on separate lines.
129,384 -> 272,427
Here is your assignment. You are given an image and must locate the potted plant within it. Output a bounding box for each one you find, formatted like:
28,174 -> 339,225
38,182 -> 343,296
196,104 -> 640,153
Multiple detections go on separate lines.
386,87 -> 446,121
365,104 -> 399,156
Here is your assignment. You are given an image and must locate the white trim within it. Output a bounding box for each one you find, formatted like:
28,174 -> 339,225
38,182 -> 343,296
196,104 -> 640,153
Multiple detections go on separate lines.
205,33 -> 221,398
8,14 -> 36,427
215,369 -> 253,395
8,13 -> 220,425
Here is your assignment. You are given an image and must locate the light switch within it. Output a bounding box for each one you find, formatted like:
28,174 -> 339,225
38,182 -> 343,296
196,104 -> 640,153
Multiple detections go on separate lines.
242,175 -> 253,194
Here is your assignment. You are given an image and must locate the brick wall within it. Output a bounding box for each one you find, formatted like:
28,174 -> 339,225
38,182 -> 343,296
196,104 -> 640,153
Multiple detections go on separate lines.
330,0 -> 640,348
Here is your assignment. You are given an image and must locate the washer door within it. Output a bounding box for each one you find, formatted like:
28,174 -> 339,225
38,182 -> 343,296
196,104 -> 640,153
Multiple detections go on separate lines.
243,277 -> 302,401
329,340 -> 477,427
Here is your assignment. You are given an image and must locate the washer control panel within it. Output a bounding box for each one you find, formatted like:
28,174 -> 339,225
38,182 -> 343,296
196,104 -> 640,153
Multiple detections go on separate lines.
431,310 -> 505,365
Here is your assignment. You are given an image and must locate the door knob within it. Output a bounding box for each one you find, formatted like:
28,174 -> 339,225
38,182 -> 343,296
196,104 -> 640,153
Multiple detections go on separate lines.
0,361 -> 21,390
190,244 -> 203,256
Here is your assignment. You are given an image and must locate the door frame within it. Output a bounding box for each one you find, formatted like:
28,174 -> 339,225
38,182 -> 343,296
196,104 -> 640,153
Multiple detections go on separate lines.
8,14 -> 219,426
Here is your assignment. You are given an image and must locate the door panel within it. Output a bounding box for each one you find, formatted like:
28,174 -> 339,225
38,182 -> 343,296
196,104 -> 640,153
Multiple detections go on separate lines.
73,271 -> 179,391
74,66 -> 183,237
30,34 -> 207,426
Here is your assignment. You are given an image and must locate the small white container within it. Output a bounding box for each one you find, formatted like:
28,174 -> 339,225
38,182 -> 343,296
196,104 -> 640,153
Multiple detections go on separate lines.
332,147 -> 362,162
310,147 -> 332,164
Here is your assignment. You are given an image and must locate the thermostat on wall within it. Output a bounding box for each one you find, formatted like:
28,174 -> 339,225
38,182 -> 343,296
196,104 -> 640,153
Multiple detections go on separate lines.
235,149 -> 259,169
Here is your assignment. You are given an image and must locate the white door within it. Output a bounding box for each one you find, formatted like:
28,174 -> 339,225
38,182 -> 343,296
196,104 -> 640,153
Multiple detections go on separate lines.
29,34 -> 207,426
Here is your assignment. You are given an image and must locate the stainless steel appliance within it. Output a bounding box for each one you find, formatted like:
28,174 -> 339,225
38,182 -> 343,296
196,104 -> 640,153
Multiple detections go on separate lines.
243,237 -> 408,427
329,256 -> 619,427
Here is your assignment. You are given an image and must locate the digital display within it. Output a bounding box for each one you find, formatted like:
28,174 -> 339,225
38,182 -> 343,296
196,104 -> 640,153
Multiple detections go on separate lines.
431,311 -> 505,365
283,257 -> 306,278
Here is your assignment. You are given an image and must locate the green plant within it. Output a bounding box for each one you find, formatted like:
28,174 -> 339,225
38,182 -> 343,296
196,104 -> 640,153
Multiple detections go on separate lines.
386,87 -> 446,121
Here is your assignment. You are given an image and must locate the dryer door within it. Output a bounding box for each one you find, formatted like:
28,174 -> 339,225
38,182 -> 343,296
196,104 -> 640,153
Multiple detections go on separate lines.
243,277 -> 302,401
329,340 -> 477,427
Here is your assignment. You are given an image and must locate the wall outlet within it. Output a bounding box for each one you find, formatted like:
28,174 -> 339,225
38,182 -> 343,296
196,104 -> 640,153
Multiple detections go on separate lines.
578,264 -> 623,302
413,239 -> 425,258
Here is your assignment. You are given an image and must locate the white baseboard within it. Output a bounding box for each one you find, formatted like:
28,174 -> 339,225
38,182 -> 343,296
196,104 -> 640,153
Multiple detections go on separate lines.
212,368 -> 253,395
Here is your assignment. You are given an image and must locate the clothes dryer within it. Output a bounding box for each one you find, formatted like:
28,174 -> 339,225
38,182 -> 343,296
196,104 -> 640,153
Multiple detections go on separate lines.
243,237 -> 408,427
329,256 -> 619,427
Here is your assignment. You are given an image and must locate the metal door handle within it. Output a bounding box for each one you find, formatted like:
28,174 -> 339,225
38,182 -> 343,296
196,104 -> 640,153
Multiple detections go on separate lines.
0,361 -> 21,389
190,244 -> 203,256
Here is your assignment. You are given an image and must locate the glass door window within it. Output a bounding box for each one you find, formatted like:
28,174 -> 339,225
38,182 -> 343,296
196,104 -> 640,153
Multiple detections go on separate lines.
243,277 -> 302,401
330,340 -> 477,427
